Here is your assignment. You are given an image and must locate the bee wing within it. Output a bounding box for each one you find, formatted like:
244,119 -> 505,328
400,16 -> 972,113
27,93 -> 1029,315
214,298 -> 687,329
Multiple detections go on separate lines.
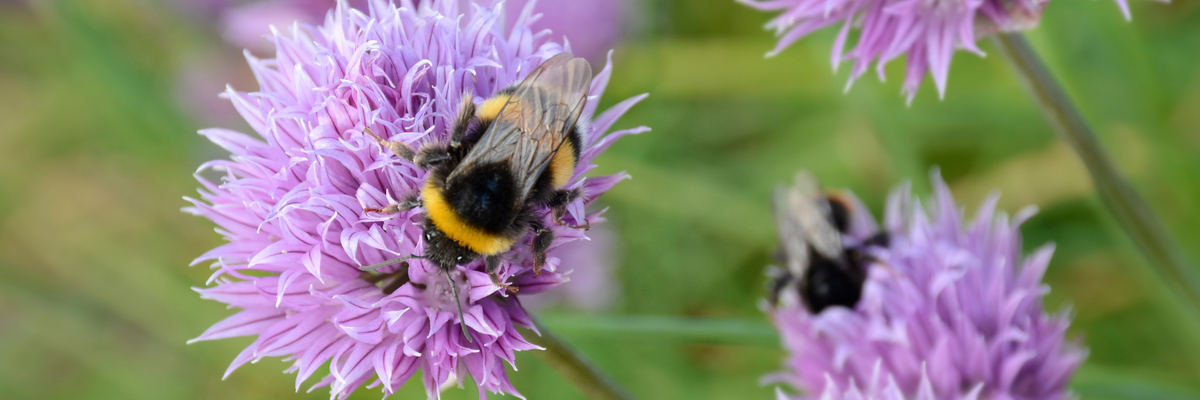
453,53 -> 592,198
773,185 -> 811,277
773,171 -> 844,276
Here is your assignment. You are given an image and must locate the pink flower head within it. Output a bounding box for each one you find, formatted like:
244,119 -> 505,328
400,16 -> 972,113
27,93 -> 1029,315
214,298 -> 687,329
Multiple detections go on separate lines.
740,0 -> 1132,102
767,171 -> 1086,400
183,1 -> 648,398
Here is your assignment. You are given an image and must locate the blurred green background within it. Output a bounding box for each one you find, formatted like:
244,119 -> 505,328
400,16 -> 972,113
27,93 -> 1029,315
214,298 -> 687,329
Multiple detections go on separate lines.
2,0 -> 1200,399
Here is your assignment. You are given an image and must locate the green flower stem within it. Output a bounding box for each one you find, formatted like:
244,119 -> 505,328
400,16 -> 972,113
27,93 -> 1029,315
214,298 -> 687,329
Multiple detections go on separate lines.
518,315 -> 638,400
992,32 -> 1200,320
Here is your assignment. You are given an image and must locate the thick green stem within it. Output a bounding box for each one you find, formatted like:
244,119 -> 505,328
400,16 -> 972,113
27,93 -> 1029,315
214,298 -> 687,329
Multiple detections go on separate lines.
518,315 -> 638,400
992,32 -> 1200,320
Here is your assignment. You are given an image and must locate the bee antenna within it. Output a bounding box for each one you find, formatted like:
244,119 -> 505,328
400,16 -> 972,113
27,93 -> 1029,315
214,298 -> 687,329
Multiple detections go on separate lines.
359,255 -> 424,272
444,268 -> 475,343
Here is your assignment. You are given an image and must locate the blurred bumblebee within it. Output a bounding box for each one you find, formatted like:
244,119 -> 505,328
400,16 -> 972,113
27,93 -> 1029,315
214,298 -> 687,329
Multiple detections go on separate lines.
358,53 -> 592,340
766,172 -> 889,313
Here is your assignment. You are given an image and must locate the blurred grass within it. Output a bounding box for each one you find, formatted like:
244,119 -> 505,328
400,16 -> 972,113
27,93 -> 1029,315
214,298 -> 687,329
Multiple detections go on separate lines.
0,0 -> 1198,399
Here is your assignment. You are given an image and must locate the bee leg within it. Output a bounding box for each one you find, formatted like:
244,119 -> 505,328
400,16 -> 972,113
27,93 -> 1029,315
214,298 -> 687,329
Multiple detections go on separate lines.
551,206 -> 568,226
529,220 -> 554,276
547,188 -> 589,229
364,193 -> 421,214
441,268 -> 475,343
485,255 -> 518,293
850,246 -> 901,279
412,144 -> 451,170
363,127 -> 417,161
864,232 -> 890,248
764,265 -> 794,308
449,96 -> 477,146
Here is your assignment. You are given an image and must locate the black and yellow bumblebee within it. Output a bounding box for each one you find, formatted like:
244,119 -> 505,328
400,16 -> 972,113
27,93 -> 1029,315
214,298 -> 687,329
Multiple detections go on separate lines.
767,172 -> 888,313
358,53 -> 592,340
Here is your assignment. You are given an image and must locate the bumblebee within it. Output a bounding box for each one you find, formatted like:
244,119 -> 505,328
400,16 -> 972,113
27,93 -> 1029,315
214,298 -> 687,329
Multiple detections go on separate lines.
358,53 -> 592,340
767,172 -> 888,313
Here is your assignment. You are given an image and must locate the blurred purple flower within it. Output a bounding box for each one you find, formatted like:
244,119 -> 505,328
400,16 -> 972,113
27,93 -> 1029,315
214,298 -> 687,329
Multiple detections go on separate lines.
183,1 -> 648,398
740,0 -> 1132,102
767,171 -> 1085,400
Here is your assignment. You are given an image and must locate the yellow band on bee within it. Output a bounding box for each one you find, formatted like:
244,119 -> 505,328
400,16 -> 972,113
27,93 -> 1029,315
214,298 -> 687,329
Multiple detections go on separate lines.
477,94 -> 512,122
421,181 -> 516,255
549,139 -> 576,189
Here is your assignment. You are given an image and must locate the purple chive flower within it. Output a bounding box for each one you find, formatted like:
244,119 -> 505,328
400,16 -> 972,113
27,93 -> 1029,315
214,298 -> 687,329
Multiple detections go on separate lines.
740,0 -> 1132,102
183,1 -> 648,398
767,171 -> 1086,400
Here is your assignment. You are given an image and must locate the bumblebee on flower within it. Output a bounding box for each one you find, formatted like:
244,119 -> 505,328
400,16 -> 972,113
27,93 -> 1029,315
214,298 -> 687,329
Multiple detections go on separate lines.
766,171 -> 1085,400
185,1 -> 648,398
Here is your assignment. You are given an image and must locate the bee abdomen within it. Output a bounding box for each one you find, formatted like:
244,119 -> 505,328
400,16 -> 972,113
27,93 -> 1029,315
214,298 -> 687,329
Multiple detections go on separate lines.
548,123 -> 583,189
